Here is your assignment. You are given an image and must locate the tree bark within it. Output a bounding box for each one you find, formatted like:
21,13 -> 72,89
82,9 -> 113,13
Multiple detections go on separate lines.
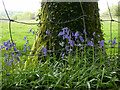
27,2 -> 104,64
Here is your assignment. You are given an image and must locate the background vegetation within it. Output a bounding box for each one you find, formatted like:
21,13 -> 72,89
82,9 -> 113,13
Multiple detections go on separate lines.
0,11 -> 37,20
102,5 -> 120,16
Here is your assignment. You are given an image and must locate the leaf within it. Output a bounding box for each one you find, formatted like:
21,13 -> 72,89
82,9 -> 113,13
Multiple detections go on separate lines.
59,42 -> 64,47
30,81 -> 41,88
101,67 -> 105,83
55,73 -> 65,87
87,82 -> 90,89
36,74 -> 40,78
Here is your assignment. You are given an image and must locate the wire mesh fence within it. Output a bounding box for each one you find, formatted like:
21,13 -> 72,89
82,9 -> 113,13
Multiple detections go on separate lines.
0,0 -> 120,89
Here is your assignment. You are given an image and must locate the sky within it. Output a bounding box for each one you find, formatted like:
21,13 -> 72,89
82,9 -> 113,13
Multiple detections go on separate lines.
0,0 -> 120,14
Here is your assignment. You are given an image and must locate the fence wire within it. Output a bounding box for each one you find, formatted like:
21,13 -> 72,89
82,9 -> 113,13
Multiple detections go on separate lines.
0,0 -> 120,85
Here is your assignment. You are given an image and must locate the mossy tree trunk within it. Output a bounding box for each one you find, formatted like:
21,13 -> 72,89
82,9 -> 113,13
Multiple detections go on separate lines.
27,2 -> 104,64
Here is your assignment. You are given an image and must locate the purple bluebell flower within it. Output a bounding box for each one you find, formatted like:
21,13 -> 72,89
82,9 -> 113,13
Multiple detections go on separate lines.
36,33 -> 38,36
69,40 -> 75,47
18,52 -> 21,56
67,49 -> 73,53
93,32 -> 95,36
23,48 -> 26,51
40,46 -> 47,56
61,53 -> 65,59
8,40 -> 10,43
5,55 -> 8,60
71,32 -> 74,36
79,36 -> 84,42
66,29 -> 69,36
75,31 -> 79,41
33,31 -> 35,34
17,56 -> 20,61
83,29 -> 85,33
112,39 -> 117,45
58,28 -> 69,38
63,29 -> 65,35
62,27 -> 68,31
15,50 -> 21,56
5,47 -> 8,51
86,38 -> 89,42
1,45 -> 5,49
46,31 -> 52,36
58,32 -> 63,36
65,35 -> 69,39
63,35 -> 65,39
13,42 -> 16,46
109,40 -> 112,43
24,44 -> 26,47
88,41 -> 94,46
8,43 -> 12,50
29,29 -> 32,33
26,40 -> 29,44
9,47 -> 11,51
98,40 -> 105,48
4,41 -> 8,46
83,29 -> 87,35
43,47 -> 47,56
65,45 -> 68,50
9,62 -> 12,66
24,36 -> 27,40
14,48 -> 17,51
91,38 -> 93,41
27,46 -> 30,51
46,31 -> 50,34
67,36 -> 71,41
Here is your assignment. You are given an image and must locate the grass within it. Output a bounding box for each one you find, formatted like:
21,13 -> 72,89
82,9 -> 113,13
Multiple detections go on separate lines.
1,43 -> 120,89
101,16 -> 118,54
0,20 -> 38,51
0,18 -> 120,89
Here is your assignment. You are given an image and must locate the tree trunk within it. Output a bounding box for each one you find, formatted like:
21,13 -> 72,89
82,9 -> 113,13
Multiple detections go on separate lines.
27,2 -> 104,64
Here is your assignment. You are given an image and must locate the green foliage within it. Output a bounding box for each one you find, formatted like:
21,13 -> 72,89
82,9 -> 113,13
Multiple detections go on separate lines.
11,11 -> 36,20
102,5 -> 120,16
0,10 -> 23,19
1,46 -> 120,89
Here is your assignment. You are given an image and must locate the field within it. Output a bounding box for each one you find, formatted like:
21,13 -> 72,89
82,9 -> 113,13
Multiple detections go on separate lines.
0,20 -> 38,51
0,17 -> 120,89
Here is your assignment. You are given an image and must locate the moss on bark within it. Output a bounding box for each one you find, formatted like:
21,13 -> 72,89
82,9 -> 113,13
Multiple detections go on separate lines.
26,2 -> 104,66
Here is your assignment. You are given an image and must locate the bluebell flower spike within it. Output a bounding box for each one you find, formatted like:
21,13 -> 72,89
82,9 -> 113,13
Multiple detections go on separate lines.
61,53 -> 65,59
29,29 -> 32,33
24,36 -> 27,40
